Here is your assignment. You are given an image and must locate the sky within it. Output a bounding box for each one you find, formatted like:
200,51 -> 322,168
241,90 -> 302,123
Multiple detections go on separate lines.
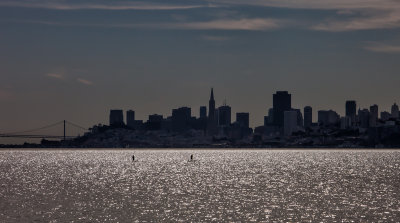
1,0 -> 400,143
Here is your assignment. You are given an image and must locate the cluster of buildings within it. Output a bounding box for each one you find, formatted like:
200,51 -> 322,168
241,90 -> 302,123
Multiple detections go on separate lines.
106,89 -> 252,140
87,89 -> 400,147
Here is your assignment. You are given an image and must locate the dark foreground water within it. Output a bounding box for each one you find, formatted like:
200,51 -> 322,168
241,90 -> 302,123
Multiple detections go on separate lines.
0,150 -> 399,222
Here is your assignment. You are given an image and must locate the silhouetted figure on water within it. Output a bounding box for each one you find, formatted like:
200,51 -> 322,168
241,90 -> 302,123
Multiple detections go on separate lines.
190,154 -> 193,161
132,155 -> 135,161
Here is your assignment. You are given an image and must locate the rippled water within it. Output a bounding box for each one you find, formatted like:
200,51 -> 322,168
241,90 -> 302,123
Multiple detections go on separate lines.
0,149 -> 399,222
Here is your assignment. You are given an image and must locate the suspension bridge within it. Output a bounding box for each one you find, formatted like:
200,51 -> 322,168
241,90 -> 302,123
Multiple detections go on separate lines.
0,120 -> 88,140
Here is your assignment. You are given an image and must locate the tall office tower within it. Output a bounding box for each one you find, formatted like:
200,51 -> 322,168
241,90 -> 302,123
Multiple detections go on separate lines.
273,91 -> 291,127
172,107 -> 191,132
207,88 -> 217,135
236,113 -> 249,128
218,105 -> 231,126
126,110 -> 135,128
292,108 -> 304,127
340,117 -> 352,129
268,108 -> 274,124
391,103 -> 399,119
369,104 -> 378,127
304,106 -> 312,128
264,116 -> 269,126
284,110 -> 298,136
109,109 -> 124,126
345,100 -> 357,125
358,109 -> 370,128
200,106 -> 207,119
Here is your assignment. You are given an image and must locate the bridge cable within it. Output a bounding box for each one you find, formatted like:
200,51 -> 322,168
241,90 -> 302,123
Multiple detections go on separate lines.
0,121 -> 64,135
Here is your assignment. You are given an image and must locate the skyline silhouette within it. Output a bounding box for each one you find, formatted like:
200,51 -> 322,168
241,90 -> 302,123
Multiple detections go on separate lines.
1,0 -> 400,144
2,87 -> 400,144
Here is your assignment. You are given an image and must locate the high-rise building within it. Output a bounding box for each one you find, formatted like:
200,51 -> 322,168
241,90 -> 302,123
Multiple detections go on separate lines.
236,113 -> 249,129
340,117 -> 352,129
369,104 -> 378,127
218,105 -> 231,126
304,106 -> 312,128
126,110 -> 135,128
273,91 -> 291,127
109,110 -> 124,126
284,110 -> 298,136
346,100 -> 356,125
292,108 -> 303,127
200,106 -> 207,119
172,107 -> 191,132
264,116 -> 269,126
358,109 -> 370,128
207,88 -> 217,135
391,103 -> 399,119
268,108 -> 274,124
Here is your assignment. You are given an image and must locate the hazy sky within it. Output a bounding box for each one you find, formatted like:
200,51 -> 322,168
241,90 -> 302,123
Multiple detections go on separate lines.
1,0 -> 400,143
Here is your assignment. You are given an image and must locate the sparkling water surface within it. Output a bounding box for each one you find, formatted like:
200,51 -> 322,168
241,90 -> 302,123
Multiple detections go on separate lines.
0,149 -> 399,222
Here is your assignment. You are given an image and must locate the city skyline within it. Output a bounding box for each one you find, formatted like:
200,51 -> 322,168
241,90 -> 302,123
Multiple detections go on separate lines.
1,0 -> 400,143
2,86 -> 400,144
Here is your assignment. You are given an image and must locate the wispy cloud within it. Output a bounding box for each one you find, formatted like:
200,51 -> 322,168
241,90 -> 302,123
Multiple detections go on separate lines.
213,0 -> 400,10
312,12 -> 400,32
0,1 -> 215,10
46,73 -> 64,79
212,0 -> 400,32
77,78 -> 93,85
7,18 -> 284,31
169,18 -> 281,31
363,42 -> 400,53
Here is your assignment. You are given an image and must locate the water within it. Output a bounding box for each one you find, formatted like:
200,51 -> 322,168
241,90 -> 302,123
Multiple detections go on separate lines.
0,149 -> 399,222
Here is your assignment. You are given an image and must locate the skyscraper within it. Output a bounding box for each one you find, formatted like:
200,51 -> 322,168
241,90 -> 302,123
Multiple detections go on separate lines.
126,110 -> 135,128
391,103 -> 399,119
172,107 -> 191,132
207,88 -> 217,136
236,113 -> 249,128
358,109 -> 370,128
345,100 -> 356,125
369,104 -> 378,127
200,106 -> 207,119
292,108 -> 304,127
218,105 -> 231,126
304,106 -> 312,128
109,110 -> 124,126
273,91 -> 291,127
284,110 -> 298,136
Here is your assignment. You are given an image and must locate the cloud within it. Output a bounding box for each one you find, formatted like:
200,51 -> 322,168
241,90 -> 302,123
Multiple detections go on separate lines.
363,42 -> 400,53
107,18 -> 283,31
171,18 -> 280,30
4,0 -> 400,32
8,18 -> 283,31
212,0 -> 400,10
77,78 -> 93,85
0,1 -> 215,10
312,12 -> 400,31
46,73 -> 64,79
212,0 -> 400,32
